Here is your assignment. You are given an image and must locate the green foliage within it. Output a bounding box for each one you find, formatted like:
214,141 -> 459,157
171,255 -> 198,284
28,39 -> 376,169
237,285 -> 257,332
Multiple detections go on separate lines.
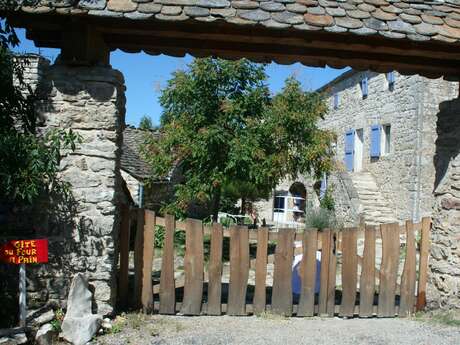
0,16 -> 80,206
142,58 -> 334,220
139,115 -> 153,130
50,308 -> 65,332
320,185 -> 335,211
305,207 -> 341,230
153,224 -> 187,256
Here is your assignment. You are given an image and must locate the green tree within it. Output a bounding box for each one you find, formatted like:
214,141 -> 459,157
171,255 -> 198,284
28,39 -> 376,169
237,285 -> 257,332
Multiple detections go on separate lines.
139,115 -> 153,130
143,58 -> 334,221
0,15 -> 79,205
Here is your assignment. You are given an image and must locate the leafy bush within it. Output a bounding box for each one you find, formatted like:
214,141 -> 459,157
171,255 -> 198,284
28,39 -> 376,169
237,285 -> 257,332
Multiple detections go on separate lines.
320,185 -> 335,211
305,207 -> 341,230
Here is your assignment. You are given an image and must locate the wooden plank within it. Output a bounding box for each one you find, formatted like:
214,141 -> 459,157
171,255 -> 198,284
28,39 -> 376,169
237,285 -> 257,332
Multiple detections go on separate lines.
141,210 -> 155,313
133,208 -> 144,309
159,214 -> 176,314
228,226 -> 250,316
298,229 -> 318,317
327,231 -> 338,316
118,204 -> 131,310
318,229 -> 331,316
181,218 -> 204,315
340,228 -> 358,317
253,227 -> 269,315
207,223 -> 224,316
416,217 -> 431,311
399,220 -> 417,317
378,223 -> 400,317
272,228 -> 296,316
359,226 -> 376,317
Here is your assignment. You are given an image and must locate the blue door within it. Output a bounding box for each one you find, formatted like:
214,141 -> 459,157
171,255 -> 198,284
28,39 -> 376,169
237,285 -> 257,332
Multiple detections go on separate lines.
344,130 -> 355,172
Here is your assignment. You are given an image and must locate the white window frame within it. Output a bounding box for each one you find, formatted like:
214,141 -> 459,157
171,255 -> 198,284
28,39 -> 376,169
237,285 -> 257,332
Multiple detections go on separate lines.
380,124 -> 391,156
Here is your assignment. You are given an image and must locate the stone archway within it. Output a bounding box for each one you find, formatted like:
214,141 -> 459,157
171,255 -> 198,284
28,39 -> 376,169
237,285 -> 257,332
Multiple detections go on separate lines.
4,0 -> 460,314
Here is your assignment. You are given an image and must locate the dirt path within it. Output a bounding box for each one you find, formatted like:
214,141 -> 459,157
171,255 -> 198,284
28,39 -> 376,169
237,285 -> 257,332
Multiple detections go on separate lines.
92,314 -> 460,345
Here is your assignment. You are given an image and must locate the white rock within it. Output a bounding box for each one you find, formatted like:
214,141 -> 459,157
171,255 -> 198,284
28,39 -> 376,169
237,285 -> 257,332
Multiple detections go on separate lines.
61,274 -> 102,345
35,324 -> 55,345
32,310 -> 55,327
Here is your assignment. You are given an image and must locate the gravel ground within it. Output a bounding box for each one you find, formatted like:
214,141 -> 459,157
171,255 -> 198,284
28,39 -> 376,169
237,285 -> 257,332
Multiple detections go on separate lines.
91,314 -> 460,345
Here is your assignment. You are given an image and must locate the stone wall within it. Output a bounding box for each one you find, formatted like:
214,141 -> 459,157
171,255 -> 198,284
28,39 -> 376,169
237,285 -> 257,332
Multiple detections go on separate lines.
320,71 -> 458,225
15,56 -> 126,316
428,98 -> 460,309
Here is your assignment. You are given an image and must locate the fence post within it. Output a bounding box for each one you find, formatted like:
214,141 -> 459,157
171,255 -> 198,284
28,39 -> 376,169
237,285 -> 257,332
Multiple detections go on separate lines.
416,217 -> 431,311
141,210 -> 155,313
133,208 -> 145,309
118,204 -> 131,310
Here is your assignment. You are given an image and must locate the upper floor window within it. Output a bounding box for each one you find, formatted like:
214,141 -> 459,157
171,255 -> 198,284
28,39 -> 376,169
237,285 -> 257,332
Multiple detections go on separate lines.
333,93 -> 339,110
360,76 -> 368,99
387,71 -> 395,91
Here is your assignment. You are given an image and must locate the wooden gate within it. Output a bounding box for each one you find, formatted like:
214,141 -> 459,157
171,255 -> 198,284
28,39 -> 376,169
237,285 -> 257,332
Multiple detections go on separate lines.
117,205 -> 431,317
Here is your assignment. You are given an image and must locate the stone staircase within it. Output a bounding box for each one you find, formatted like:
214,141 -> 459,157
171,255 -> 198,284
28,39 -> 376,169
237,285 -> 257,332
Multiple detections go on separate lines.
350,172 -> 398,225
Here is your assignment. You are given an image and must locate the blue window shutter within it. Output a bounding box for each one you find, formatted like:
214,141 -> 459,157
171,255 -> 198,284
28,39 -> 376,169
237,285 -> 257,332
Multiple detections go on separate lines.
387,71 -> 395,84
370,125 -> 381,158
344,130 -> 355,172
361,76 -> 368,98
333,93 -> 339,109
387,71 -> 395,90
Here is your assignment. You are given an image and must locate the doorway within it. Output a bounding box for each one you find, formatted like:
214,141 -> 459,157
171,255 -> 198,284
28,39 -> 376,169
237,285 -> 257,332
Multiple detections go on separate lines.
354,128 -> 364,172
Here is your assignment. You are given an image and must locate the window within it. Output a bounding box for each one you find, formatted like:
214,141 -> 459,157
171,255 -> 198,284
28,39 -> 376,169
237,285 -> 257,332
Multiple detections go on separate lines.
274,193 -> 286,213
333,92 -> 339,109
387,71 -> 395,91
361,75 -> 368,99
370,124 -> 391,159
381,124 -> 391,155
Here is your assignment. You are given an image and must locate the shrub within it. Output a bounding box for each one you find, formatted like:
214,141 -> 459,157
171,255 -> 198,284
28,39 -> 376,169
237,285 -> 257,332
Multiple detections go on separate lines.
305,207 -> 341,230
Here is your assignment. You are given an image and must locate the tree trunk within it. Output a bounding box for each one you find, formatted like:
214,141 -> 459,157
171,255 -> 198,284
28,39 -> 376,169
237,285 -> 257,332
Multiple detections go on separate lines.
241,197 -> 246,215
211,188 -> 221,223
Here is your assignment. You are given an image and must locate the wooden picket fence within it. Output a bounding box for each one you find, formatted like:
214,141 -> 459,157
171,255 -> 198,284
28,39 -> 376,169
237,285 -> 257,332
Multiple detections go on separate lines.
117,205 -> 431,317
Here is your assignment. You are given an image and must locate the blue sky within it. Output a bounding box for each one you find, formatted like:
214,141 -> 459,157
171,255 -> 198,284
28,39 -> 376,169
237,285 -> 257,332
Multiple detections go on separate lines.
14,28 -> 348,127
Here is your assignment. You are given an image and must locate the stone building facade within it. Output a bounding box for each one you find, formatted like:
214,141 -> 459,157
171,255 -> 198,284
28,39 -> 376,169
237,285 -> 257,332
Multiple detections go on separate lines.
7,55 -> 127,316
319,70 -> 458,227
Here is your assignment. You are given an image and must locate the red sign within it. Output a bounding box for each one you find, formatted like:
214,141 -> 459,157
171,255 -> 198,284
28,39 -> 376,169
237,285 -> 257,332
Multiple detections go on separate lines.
0,239 -> 48,264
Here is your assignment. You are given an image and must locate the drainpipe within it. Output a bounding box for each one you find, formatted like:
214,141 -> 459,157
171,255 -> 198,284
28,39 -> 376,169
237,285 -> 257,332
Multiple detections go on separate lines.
412,76 -> 424,223
138,183 -> 144,208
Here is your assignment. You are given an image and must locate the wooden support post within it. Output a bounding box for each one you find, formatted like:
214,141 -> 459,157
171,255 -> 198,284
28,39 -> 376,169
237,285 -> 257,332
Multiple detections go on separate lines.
159,214 -> 176,314
118,204 -> 131,310
61,22 -> 110,66
133,208 -> 145,309
416,217 -> 431,311
141,210 -> 155,313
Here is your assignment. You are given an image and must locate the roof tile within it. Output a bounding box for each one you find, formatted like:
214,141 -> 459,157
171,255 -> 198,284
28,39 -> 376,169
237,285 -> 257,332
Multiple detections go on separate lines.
239,9 -> 270,21
303,12 -> 333,26
335,16 -> 363,28
439,23 -> 460,39
372,8 -> 397,21
107,0 -> 137,12
232,1 -> 259,9
273,10 -> 304,23
326,6 -> 346,17
399,13 -> 422,24
414,22 -> 439,36
445,17 -> 460,29
421,14 -> 444,25
260,2 -> 285,12
347,9 -> 371,19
